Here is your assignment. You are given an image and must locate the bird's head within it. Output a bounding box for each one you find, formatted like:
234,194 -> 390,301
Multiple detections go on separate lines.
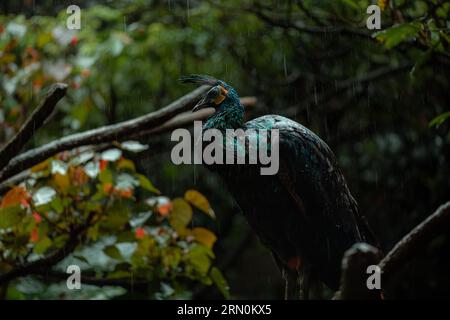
180,74 -> 240,113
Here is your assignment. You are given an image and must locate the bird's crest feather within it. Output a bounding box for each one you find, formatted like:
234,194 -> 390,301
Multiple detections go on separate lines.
179,74 -> 219,86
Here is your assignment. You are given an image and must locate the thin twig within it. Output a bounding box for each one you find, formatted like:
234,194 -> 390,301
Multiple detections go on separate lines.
0,83 -> 68,170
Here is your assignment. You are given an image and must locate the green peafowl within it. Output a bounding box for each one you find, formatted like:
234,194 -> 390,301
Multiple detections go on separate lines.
181,74 -> 380,299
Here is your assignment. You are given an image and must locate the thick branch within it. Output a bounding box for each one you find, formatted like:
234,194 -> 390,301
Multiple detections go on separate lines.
0,83 -> 67,170
0,96 -> 256,193
0,86 -> 210,183
32,270 -> 149,291
379,201 -> 450,284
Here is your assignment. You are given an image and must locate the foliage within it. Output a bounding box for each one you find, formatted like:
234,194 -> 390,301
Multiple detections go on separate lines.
0,142 -> 228,299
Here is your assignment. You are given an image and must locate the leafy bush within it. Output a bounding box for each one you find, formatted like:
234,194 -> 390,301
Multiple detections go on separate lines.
0,142 -> 228,299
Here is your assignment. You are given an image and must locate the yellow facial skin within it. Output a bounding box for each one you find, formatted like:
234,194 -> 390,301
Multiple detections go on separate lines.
214,86 -> 228,105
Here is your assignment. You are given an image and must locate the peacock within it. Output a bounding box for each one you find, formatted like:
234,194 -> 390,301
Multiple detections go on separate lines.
181,74 -> 380,299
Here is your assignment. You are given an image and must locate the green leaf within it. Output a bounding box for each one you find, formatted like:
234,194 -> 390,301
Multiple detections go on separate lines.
136,174 -> 160,194
373,22 -> 422,49
34,236 -> 52,254
169,198 -> 192,232
104,245 -> 124,260
32,187 -> 57,206
100,202 -> 130,231
192,227 -> 217,248
117,158 -> 136,171
120,141 -> 149,152
186,244 -> 214,275
184,189 -> 215,219
210,267 -> 230,299
50,197 -> 64,214
0,206 -> 24,229
101,148 -> 122,161
99,168 -> 113,184
73,255 -> 90,264
429,111 -> 450,128
51,160 -> 68,175
107,270 -> 132,279
84,161 -> 100,178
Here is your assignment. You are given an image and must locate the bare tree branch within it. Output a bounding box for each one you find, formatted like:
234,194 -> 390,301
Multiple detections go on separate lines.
0,86 -> 210,183
337,243 -> 382,300
247,6 -> 370,38
337,201 -> 450,299
0,96 -> 256,193
0,83 -> 67,170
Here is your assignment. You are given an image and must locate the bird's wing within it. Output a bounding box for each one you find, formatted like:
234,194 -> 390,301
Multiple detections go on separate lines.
246,115 -> 365,243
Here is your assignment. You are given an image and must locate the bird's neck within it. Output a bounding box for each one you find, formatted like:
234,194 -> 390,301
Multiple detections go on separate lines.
203,99 -> 244,132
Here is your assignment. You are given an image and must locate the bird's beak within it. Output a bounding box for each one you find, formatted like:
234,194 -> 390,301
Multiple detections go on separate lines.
192,97 -> 212,112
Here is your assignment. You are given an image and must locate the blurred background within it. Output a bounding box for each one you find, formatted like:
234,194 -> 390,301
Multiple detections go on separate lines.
0,0 -> 449,299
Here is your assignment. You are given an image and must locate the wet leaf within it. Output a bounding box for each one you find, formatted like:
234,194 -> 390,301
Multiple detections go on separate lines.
116,173 -> 138,190
33,187 -> 56,206
73,255 -> 90,265
104,245 -> 123,260
192,227 -> 217,248
210,267 -> 230,299
34,236 -> 52,254
101,148 -> 122,161
117,158 -> 136,171
31,159 -> 50,173
120,141 -> 149,152
429,111 -> 450,128
373,22 -> 422,49
0,206 -> 24,229
51,160 -> 68,175
1,186 -> 29,208
136,174 -> 160,194
169,198 -> 192,231
186,244 -> 214,275
53,173 -> 70,191
84,161 -> 100,178
99,168 -> 113,184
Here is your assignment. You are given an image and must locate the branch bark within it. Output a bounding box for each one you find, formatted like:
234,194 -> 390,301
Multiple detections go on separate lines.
337,243 -> 382,300
0,85 -> 210,183
0,83 -> 67,170
337,201 -> 450,299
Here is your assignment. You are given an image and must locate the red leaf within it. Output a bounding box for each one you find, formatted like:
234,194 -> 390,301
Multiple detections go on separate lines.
103,183 -> 113,194
70,36 -> 78,46
119,189 -> 133,198
135,227 -> 146,240
33,212 -> 42,224
30,228 -> 39,243
99,160 -> 108,171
